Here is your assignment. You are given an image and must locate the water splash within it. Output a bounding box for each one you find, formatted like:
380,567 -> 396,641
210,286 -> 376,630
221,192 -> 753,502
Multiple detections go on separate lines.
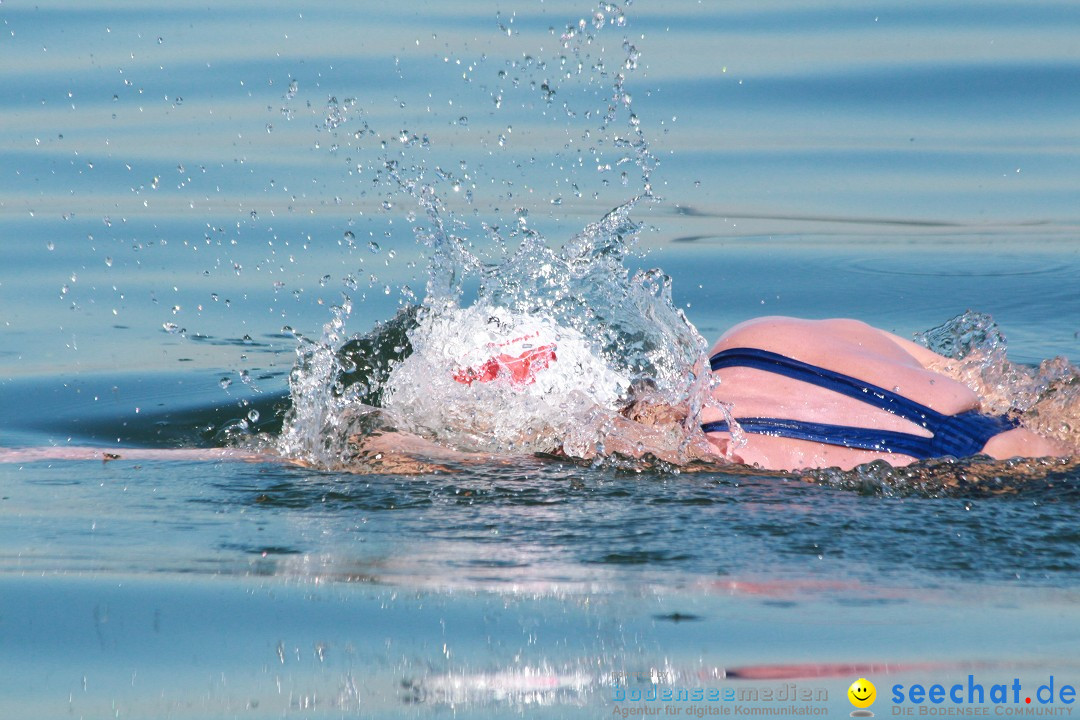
275,1 -> 718,468
383,304 -> 632,454
276,297 -> 402,467
914,311 -> 1080,451
276,194 -> 717,466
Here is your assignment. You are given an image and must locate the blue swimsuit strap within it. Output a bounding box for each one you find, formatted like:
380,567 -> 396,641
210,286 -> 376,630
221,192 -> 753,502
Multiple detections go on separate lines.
701,347 -> 1018,459
710,347 -> 944,425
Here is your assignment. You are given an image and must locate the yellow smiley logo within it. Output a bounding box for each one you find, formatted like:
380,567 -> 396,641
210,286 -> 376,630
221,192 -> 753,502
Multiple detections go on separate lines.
848,678 -> 876,708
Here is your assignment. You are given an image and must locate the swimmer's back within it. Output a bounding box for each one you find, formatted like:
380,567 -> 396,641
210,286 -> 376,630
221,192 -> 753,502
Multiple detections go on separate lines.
708,316 -> 980,417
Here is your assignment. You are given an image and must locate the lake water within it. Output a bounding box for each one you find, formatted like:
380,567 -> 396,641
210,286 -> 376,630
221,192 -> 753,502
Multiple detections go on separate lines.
2,1 -> 1080,718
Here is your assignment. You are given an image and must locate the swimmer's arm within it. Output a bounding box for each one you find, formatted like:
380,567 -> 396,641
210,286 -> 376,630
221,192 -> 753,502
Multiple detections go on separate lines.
0,440 -> 468,475
340,430 -> 528,473
0,446 -> 275,464
572,415 -> 727,465
0,437 -> 508,475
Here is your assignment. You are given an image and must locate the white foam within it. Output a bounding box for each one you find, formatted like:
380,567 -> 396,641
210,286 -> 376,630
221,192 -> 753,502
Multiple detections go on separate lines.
384,304 -> 631,452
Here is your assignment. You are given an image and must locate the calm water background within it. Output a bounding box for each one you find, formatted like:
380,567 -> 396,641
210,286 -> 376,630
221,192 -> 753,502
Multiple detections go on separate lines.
2,1 -> 1079,717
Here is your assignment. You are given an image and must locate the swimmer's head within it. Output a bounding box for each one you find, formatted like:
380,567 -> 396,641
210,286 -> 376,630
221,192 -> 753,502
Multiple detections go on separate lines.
383,305 -> 631,452
449,314 -> 559,387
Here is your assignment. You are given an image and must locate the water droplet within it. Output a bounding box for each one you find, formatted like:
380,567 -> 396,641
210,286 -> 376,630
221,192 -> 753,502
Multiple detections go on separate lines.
368,241 -> 381,254
220,376 -> 233,389
247,409 -> 260,423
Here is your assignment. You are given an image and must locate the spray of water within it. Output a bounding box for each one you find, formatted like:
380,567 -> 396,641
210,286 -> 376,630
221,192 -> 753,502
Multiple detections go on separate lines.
276,2 -> 720,469
276,194 -> 718,467
913,311 -> 1080,452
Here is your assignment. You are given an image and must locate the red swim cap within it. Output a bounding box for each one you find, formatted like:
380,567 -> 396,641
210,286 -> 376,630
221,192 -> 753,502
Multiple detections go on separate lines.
453,343 -> 558,386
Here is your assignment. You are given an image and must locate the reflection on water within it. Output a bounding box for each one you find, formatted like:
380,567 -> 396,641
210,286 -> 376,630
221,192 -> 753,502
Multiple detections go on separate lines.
1,0 -> 1078,591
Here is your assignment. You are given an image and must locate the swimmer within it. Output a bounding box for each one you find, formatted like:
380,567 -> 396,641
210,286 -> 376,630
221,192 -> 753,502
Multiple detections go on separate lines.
0,315 -> 1070,474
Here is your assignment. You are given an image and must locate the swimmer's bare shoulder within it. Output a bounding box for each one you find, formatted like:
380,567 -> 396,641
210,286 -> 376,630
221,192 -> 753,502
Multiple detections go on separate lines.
871,327 -> 952,368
